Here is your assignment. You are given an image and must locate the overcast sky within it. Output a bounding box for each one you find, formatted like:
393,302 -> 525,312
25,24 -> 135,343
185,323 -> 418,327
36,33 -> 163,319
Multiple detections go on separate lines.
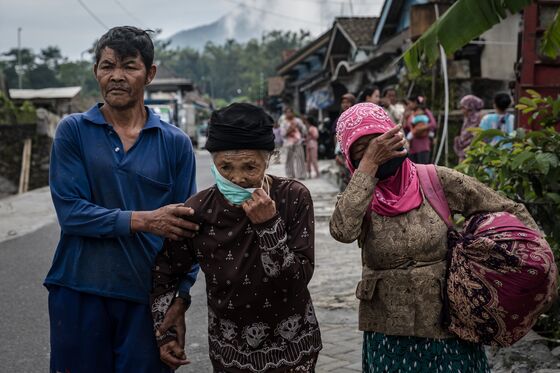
0,0 -> 383,61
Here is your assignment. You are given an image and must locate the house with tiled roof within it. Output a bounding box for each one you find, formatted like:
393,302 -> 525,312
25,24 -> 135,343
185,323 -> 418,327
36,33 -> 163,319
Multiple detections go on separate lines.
275,17 -> 378,121
276,0 -> 525,116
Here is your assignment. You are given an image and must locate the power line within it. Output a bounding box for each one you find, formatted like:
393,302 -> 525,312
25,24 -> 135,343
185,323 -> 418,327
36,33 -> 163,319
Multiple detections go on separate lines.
284,0 -> 381,5
221,0 -> 323,26
76,0 -> 108,30
113,0 -> 150,29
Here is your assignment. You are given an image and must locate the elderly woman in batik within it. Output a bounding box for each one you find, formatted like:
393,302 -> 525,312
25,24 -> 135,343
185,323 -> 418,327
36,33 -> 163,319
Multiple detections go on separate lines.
151,103 -> 322,373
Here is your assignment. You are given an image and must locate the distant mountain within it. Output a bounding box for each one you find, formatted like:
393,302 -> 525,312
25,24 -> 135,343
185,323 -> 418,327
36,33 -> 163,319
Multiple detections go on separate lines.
167,5 -> 266,50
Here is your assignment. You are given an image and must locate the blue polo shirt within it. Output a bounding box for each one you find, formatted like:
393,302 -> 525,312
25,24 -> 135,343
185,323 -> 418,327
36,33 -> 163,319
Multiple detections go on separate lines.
45,104 -> 199,304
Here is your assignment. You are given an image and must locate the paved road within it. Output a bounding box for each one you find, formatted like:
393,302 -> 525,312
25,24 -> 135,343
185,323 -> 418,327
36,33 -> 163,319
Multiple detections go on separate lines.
0,152 -> 215,372
0,152 -> 365,373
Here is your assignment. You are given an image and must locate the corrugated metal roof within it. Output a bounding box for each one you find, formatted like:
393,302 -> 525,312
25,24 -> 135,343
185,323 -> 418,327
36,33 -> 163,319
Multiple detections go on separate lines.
9,86 -> 82,100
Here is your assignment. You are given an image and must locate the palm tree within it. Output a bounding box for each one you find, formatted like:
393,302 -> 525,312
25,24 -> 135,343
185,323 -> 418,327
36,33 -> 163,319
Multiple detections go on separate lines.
403,0 -> 560,75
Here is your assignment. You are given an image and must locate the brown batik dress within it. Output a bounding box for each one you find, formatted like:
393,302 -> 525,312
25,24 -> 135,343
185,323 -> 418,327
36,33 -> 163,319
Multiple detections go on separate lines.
151,175 -> 322,372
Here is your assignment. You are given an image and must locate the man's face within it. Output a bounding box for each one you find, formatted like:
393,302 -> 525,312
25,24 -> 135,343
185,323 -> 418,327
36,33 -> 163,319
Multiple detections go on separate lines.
341,98 -> 352,112
285,109 -> 294,120
94,47 -> 156,110
385,90 -> 397,105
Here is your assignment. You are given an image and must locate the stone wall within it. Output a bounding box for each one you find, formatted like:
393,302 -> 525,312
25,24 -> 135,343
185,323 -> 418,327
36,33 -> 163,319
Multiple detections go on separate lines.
0,123 -> 53,198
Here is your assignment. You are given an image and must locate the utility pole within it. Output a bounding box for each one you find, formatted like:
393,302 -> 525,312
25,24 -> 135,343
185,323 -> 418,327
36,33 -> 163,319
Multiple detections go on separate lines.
17,27 -> 22,89
259,71 -> 264,106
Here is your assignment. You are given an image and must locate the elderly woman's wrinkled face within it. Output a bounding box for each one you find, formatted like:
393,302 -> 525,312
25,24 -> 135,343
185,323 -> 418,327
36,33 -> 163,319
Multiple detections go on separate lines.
213,150 -> 269,188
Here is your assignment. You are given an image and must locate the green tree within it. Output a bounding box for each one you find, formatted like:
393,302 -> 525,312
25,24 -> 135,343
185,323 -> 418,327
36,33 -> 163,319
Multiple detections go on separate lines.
152,29 -> 309,102
58,60 -> 99,97
39,46 -> 64,70
1,47 -> 36,88
27,64 -> 59,89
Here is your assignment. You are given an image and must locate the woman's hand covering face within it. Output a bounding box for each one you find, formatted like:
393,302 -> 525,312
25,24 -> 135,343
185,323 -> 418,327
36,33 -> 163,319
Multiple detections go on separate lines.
351,126 -> 407,177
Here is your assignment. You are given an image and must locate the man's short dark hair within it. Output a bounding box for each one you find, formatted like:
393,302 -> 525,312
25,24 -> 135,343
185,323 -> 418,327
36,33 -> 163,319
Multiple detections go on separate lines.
95,26 -> 154,71
494,93 -> 512,111
382,86 -> 396,97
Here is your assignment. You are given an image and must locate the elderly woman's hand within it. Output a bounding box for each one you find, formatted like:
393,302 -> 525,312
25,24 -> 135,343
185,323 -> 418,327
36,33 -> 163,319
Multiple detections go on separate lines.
358,126 -> 407,177
242,189 -> 277,224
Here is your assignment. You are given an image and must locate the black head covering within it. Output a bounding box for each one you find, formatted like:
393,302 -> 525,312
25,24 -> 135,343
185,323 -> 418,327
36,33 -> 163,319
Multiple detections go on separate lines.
206,103 -> 275,152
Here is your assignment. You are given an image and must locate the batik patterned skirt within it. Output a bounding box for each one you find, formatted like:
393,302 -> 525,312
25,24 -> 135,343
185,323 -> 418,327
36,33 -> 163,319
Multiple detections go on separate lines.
363,332 -> 490,373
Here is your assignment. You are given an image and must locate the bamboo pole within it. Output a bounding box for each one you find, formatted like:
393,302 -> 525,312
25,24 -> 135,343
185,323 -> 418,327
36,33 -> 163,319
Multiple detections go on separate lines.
18,138 -> 32,194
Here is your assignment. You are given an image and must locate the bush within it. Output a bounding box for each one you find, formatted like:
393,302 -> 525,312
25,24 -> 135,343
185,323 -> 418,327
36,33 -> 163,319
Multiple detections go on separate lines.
0,92 -> 36,124
457,127 -> 560,253
456,91 -> 560,337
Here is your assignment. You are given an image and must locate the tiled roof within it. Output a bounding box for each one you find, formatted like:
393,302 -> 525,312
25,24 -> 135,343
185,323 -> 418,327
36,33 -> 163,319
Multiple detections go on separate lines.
336,17 -> 378,47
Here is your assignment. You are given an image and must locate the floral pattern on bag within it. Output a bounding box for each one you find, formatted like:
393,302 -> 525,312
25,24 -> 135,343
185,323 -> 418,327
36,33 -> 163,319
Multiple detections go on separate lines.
445,212 -> 558,346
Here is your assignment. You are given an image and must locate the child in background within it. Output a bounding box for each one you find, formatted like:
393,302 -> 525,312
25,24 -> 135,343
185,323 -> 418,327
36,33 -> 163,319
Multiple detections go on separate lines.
404,96 -> 437,164
406,114 -> 433,164
272,121 -> 283,164
305,116 -> 320,178
479,93 -> 515,146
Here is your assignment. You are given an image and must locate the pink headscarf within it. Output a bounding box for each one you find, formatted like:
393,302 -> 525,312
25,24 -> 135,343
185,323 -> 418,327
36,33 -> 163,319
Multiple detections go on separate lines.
336,103 -> 423,217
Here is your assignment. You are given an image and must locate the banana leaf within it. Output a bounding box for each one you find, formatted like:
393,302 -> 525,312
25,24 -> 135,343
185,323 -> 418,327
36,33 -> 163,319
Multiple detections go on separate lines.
402,0 -> 532,76
541,8 -> 560,59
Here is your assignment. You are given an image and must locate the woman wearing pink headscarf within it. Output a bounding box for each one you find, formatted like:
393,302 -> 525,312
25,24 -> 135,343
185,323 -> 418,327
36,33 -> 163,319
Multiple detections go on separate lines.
329,103 -> 539,372
454,94 -> 484,161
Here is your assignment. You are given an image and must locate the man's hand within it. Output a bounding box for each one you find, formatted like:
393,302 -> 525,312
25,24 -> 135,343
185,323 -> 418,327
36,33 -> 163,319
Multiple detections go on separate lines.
158,298 -> 190,369
131,204 -> 199,240
242,189 -> 276,224
358,126 -> 407,177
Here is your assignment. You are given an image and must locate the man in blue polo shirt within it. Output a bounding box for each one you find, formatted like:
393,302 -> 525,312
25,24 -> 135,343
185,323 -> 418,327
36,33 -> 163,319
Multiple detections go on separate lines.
46,26 -> 199,373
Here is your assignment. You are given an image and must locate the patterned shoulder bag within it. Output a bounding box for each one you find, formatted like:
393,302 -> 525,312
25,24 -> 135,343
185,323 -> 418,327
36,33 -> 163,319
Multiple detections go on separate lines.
416,164 -> 558,347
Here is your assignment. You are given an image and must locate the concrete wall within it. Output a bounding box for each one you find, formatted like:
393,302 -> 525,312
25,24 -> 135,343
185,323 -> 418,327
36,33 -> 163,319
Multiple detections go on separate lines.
480,14 -> 521,81
0,124 -> 52,198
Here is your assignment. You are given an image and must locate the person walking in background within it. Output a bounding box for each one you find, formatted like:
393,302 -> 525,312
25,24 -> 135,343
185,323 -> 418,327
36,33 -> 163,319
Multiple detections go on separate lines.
331,93 -> 356,186
340,93 -> 356,112
454,94 -> 484,161
331,103 -> 539,373
404,96 -> 437,164
304,116 -> 320,178
406,114 -> 433,164
479,92 -> 515,145
46,26 -> 199,373
358,86 -> 381,105
381,86 -> 405,125
331,93 -> 356,139
151,103 -> 322,372
280,107 -> 307,179
272,121 -> 283,164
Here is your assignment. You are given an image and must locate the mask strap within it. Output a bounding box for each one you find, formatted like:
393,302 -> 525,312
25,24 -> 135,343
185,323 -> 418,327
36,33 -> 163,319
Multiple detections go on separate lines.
260,174 -> 270,195
265,174 -> 270,194
261,156 -> 271,195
